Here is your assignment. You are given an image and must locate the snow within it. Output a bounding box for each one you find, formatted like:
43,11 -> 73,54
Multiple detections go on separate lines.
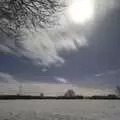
0,100 -> 120,120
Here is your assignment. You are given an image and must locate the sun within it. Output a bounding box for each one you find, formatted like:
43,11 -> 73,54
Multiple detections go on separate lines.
67,0 -> 94,24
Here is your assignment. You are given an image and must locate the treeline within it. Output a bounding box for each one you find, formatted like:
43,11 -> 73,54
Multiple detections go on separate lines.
0,95 -> 84,100
86,94 -> 120,100
0,87 -> 120,100
0,94 -> 120,100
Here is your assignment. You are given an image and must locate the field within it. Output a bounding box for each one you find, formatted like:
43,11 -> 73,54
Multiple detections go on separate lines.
0,100 -> 120,120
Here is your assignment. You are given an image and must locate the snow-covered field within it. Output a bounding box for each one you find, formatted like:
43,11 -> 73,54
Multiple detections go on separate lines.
0,100 -> 120,120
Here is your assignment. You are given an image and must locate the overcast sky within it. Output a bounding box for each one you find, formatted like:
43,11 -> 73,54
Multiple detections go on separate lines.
0,0 -> 120,95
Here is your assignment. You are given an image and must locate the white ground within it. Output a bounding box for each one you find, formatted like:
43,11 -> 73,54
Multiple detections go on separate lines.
0,100 -> 120,120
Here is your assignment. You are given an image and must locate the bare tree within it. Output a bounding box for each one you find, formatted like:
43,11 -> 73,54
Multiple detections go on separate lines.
40,92 -> 44,97
0,0 -> 65,38
64,89 -> 76,97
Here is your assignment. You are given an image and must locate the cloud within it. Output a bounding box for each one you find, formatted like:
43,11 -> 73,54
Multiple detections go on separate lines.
0,0 -> 88,67
0,44 -> 12,53
0,23 -> 88,67
88,69 -> 120,88
41,68 -> 48,72
0,72 -> 18,84
95,73 -> 104,77
0,0 -> 118,67
95,69 -> 120,78
18,25 -> 88,66
0,21 -> 88,67
55,77 -> 68,84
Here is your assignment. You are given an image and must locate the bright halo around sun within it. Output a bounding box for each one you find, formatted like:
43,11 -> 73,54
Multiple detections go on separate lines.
67,0 -> 94,24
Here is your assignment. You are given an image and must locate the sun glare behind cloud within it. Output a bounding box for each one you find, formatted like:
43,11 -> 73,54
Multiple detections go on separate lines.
67,0 -> 94,24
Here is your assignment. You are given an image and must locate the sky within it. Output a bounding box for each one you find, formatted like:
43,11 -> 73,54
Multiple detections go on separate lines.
0,0 -> 120,96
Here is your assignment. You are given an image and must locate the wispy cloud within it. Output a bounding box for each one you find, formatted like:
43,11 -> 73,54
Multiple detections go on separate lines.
88,69 -> 120,88
0,72 -> 18,84
95,69 -> 120,78
55,77 -> 68,84
41,68 -> 48,72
